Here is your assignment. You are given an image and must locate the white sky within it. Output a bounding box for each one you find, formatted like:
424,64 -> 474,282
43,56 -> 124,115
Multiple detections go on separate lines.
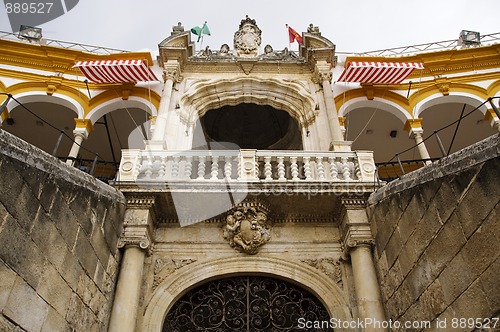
1,0 -> 499,55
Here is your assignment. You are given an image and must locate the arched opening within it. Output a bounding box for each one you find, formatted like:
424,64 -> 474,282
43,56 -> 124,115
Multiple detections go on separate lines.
345,108 -> 414,163
193,103 -> 303,150
419,102 -> 497,158
162,275 -> 332,332
3,101 -> 76,157
79,108 -> 151,179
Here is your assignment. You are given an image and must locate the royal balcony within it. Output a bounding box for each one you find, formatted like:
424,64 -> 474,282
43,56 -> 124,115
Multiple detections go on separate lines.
117,149 -> 377,184
115,149 -> 379,225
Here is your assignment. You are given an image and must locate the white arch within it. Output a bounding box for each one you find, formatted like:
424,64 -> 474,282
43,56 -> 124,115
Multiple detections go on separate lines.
85,96 -> 157,124
6,91 -> 83,118
142,256 -> 352,332
339,96 -> 411,124
180,77 -> 317,127
414,92 -> 489,118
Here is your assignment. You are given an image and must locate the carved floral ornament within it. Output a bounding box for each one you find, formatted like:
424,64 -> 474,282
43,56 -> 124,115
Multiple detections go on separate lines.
301,258 -> 343,288
223,201 -> 271,254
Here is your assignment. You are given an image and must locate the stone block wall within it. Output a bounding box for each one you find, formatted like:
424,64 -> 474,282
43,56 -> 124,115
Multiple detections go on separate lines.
367,133 -> 499,329
0,129 -> 126,331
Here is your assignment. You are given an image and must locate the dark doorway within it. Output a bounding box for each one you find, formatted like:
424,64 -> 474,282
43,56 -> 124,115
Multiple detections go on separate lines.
194,103 -> 303,150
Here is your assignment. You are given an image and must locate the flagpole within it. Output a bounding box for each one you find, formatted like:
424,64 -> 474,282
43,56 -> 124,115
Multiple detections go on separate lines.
286,24 -> 291,51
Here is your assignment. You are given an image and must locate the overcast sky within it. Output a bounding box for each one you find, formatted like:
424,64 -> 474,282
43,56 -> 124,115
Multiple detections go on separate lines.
1,0 -> 500,55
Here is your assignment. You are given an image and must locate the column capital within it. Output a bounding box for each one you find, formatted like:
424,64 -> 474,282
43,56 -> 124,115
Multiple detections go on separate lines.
485,108 -> 500,131
313,61 -> 333,84
338,197 -> 374,260
117,196 -> 157,253
163,62 -> 181,83
404,118 -> 424,137
73,118 -> 93,138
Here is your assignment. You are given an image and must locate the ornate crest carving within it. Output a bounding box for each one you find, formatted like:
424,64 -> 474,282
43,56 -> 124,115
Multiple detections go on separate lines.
234,15 -> 261,57
223,201 -> 271,254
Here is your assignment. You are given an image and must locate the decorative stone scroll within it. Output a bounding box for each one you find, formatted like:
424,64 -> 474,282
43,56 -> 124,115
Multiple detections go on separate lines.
223,200 -> 271,254
301,258 -> 343,288
153,257 -> 196,290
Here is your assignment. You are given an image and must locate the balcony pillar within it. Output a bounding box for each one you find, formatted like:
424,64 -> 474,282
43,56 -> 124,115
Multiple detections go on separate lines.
340,198 -> 387,331
150,61 -> 180,146
108,197 -> 155,332
404,119 -> 432,164
66,119 -> 93,166
315,61 -> 351,152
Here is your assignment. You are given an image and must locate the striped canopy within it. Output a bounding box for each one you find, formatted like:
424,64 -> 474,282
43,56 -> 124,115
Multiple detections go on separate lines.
337,61 -> 424,84
74,60 -> 158,84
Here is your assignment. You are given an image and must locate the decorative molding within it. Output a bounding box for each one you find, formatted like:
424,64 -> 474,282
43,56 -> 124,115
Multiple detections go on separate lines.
163,65 -> 180,83
301,258 -> 343,288
435,77 -> 450,96
223,200 -> 271,254
117,224 -> 153,253
153,257 -> 197,290
341,197 -> 367,209
126,196 -> 156,209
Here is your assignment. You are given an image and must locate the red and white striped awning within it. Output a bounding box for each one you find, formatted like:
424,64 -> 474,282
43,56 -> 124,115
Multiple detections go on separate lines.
74,60 -> 158,84
337,61 -> 424,84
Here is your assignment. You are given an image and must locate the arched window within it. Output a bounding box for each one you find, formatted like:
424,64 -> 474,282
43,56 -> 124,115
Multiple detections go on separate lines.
163,275 -> 332,331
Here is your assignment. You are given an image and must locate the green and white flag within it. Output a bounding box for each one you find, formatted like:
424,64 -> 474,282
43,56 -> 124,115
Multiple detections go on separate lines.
190,22 -> 211,42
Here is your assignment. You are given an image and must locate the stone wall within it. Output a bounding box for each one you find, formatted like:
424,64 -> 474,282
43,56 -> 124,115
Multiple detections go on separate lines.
367,133 -> 499,329
0,129 -> 126,331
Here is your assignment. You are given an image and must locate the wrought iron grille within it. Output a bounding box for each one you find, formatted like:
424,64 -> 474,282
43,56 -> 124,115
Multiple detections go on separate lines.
163,276 -> 333,332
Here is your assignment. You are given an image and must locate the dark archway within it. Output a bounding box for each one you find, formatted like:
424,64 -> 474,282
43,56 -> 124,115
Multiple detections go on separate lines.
162,275 -> 332,332
193,103 -> 303,150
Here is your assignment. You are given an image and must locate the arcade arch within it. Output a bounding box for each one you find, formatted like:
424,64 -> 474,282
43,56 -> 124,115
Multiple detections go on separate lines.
142,256 -> 351,332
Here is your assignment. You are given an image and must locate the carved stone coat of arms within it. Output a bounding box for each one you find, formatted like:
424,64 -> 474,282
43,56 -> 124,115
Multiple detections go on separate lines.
223,204 -> 271,254
233,15 -> 262,57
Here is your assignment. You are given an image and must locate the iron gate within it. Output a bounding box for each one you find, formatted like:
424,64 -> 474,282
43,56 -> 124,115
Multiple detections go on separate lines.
162,275 -> 333,332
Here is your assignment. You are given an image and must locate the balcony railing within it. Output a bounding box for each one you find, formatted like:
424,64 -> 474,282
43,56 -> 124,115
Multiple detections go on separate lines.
117,149 -> 377,183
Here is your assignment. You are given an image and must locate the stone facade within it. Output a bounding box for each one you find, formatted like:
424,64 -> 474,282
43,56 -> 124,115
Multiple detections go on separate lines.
0,129 -> 126,331
367,133 -> 500,329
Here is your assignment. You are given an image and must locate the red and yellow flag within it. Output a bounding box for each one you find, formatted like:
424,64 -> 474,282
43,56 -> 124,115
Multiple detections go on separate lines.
287,25 -> 302,44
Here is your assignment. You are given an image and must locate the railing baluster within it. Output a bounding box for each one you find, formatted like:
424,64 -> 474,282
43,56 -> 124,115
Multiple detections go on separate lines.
329,157 -> 338,180
304,157 -> 312,180
184,156 -> 193,179
264,156 -> 273,181
197,156 -> 206,180
144,156 -> 153,179
171,156 -> 180,178
341,156 -> 351,180
157,156 -> 166,179
224,156 -> 233,180
316,156 -> 325,180
277,156 -> 286,181
290,157 -> 299,181
210,155 -> 219,180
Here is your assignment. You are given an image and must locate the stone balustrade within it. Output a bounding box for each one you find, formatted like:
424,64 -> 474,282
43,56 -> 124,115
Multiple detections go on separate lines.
118,149 -> 376,183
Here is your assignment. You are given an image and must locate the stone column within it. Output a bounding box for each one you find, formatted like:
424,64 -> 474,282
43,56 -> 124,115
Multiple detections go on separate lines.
66,119 -> 93,166
340,198 -> 387,331
315,61 -> 351,152
485,108 -> 500,132
404,119 -> 432,164
108,197 -> 155,332
150,61 -> 180,147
